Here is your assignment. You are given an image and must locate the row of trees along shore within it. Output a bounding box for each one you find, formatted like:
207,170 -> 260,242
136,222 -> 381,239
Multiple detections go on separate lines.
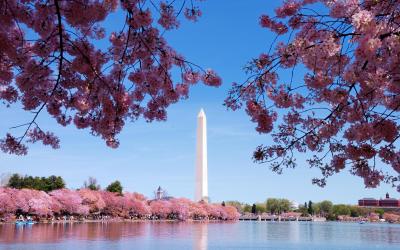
0,175 -> 239,222
224,199 -> 400,223
6,174 -> 123,194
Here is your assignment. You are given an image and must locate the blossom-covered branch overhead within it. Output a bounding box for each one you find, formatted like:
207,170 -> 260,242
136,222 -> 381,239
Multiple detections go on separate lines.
0,0 -> 221,154
225,0 -> 400,190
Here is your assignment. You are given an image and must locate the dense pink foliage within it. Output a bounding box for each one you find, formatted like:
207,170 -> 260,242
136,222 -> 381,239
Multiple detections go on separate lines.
0,0 -> 220,154
124,192 -> 151,217
169,198 -> 190,220
226,0 -> 400,190
0,188 -> 16,215
150,200 -> 172,219
50,189 -> 88,215
10,189 -> 54,216
98,191 -> 121,216
78,189 -> 106,213
383,213 -> 400,223
0,188 -> 239,220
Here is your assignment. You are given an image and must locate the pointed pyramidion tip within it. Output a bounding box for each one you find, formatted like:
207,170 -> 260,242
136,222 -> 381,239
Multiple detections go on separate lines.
198,108 -> 205,117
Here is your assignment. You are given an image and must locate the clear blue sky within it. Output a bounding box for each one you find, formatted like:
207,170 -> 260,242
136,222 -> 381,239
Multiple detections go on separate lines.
0,0 -> 395,205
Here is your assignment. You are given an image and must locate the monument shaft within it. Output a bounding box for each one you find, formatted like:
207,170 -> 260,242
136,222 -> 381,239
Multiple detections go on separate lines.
196,109 -> 208,202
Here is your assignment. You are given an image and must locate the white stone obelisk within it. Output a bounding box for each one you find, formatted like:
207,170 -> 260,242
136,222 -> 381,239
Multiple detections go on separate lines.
195,108 -> 208,202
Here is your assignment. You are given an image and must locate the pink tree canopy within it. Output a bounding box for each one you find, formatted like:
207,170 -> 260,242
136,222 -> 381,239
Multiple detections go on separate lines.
14,189 -> 34,214
123,192 -> 150,217
150,200 -> 171,219
0,0 -> 220,155
225,0 -> 400,190
0,188 -> 16,215
188,202 -> 207,220
383,213 -> 400,223
12,188 -> 54,216
78,189 -> 106,213
27,190 -> 54,216
50,189 -> 88,215
1,188 -> 240,220
99,191 -> 122,216
223,205 -> 241,220
169,198 -> 190,220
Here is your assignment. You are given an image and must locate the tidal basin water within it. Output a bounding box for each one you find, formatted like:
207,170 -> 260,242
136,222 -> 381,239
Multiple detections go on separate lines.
1,221 -> 400,249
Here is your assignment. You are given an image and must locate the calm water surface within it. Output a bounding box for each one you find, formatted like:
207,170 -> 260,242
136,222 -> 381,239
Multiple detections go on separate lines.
0,221 -> 400,249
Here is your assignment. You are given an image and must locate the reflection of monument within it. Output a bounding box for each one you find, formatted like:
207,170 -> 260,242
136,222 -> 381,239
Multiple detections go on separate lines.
195,109 -> 208,202
193,223 -> 208,250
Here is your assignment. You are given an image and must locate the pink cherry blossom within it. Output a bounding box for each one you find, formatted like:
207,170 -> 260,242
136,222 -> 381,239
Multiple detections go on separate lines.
1,188 -> 240,221
184,7 -> 202,22
226,0 -> 400,190
169,198 -> 190,220
0,134 -> 27,155
50,189 -> 87,215
202,69 -> 222,87
27,128 -> 60,149
0,0 -> 219,155
0,188 -> 16,215
260,15 -> 288,35
158,2 -> 179,30
383,213 -> 400,223
352,10 -> 374,31
78,189 -> 106,213
223,205 -> 241,220
188,202 -> 207,220
150,200 -> 172,219
275,0 -> 301,18
123,192 -> 151,218
100,191 -> 123,216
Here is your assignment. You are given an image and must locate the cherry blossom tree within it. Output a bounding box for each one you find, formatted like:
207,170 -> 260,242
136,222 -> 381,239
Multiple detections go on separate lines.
0,188 -> 16,216
78,188 -> 106,213
28,190 -> 54,216
50,189 -> 88,215
0,188 -> 240,221
130,192 -> 147,201
367,212 -> 380,222
14,188 -> 33,214
0,0 -> 221,155
123,192 -> 150,218
129,199 -> 151,218
188,201 -> 207,220
202,203 -> 222,220
149,200 -> 171,219
383,213 -> 400,223
223,205 -> 240,220
226,0 -> 400,190
169,198 -> 190,220
100,190 -> 122,216
12,188 -> 54,216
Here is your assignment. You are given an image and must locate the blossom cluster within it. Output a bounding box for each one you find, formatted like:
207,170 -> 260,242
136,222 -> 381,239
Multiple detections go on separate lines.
225,0 -> 400,189
0,188 -> 239,221
0,0 -> 220,154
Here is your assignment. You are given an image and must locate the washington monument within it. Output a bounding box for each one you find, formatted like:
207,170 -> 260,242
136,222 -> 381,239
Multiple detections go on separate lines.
195,108 -> 208,202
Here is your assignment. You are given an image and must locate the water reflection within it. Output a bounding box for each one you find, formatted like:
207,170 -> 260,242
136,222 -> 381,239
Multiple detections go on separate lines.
193,222 -> 207,250
1,221 -> 400,249
0,222 -> 146,244
359,224 -> 400,245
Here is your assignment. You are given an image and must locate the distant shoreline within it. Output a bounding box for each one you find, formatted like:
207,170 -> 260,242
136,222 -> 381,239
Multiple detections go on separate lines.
1,219 -> 399,225
0,218 -> 237,225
